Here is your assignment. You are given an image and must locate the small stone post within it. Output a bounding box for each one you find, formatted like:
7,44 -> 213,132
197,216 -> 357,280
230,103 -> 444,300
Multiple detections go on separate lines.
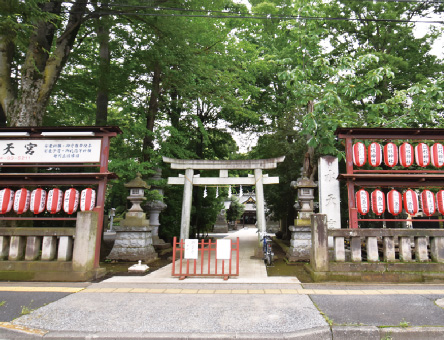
310,214 -> 329,272
73,211 -> 98,272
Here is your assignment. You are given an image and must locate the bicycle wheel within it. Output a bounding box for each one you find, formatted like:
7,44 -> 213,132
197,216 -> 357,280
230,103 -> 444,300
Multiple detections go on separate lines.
265,254 -> 272,266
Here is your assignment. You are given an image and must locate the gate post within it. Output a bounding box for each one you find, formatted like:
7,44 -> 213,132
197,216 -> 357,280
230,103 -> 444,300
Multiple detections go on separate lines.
254,168 -> 266,234
180,168 -> 194,241
310,214 -> 329,271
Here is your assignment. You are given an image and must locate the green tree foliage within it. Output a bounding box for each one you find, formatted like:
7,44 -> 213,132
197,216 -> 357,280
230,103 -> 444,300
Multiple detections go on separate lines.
226,197 -> 245,223
1,0 -> 443,239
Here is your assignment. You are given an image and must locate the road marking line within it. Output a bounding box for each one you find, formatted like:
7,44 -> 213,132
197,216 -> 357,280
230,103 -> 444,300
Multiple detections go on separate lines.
0,287 -> 84,293
0,322 -> 47,336
3,286 -> 444,295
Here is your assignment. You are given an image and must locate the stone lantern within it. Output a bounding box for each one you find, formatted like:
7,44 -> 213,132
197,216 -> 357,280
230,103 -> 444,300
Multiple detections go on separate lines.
287,169 -> 317,261
292,176 -> 317,224
107,173 -> 157,262
125,173 -> 149,214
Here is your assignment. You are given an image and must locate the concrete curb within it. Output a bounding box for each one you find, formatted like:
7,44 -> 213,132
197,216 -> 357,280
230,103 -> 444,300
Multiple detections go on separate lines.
2,325 -> 444,340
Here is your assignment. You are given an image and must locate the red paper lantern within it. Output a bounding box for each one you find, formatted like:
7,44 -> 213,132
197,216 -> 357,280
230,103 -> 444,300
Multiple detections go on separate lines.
415,143 -> 430,167
387,189 -> 402,216
383,142 -> 398,167
64,188 -> 79,215
13,188 -> 30,214
371,189 -> 385,216
436,190 -> 444,215
403,189 -> 419,215
356,189 -> 370,215
353,142 -> 366,167
368,142 -> 382,167
0,189 -> 14,214
420,190 -> 436,217
399,142 -> 414,167
30,188 -> 47,214
430,143 -> 444,168
80,188 -> 96,212
47,189 -> 63,214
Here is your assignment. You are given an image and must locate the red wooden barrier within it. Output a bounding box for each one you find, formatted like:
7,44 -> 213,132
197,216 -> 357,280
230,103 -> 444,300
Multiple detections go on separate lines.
171,237 -> 240,280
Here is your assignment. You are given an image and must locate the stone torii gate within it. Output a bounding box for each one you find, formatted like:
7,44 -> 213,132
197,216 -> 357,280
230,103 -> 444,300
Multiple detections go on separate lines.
163,156 -> 285,240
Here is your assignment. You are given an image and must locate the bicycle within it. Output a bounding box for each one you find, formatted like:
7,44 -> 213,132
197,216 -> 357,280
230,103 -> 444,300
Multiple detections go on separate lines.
262,234 -> 274,266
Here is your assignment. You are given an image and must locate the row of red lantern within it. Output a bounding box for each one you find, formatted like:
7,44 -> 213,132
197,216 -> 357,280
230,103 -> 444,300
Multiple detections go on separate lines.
353,142 -> 444,168
0,188 -> 96,215
356,189 -> 443,217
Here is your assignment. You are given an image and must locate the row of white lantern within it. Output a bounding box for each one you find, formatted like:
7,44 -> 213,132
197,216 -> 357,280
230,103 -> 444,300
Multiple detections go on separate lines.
353,142 -> 444,168
0,188 -> 96,215
356,189 -> 443,217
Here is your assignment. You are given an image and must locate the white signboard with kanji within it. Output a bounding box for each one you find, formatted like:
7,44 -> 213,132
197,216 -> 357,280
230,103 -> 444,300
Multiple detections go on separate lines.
184,239 -> 199,259
216,239 -> 232,260
0,139 -> 101,163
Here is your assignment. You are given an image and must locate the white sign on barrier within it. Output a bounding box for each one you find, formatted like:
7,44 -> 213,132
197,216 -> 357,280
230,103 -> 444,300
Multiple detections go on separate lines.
216,239 -> 231,260
0,139 -> 101,163
184,239 -> 198,259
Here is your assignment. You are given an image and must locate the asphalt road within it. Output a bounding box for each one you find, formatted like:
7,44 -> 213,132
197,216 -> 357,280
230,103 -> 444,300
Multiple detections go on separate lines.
0,291 -> 72,322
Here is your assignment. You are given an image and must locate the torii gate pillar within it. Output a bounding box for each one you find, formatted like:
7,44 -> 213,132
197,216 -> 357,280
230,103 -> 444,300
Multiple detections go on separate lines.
254,168 -> 266,234
180,168 -> 194,241
163,156 -> 285,240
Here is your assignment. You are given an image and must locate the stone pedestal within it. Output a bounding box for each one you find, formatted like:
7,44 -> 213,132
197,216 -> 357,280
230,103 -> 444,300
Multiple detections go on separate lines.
287,225 -> 311,261
107,212 -> 157,262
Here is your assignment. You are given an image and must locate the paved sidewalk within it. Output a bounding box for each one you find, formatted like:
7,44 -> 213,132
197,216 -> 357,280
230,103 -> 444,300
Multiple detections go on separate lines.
1,228 -> 444,339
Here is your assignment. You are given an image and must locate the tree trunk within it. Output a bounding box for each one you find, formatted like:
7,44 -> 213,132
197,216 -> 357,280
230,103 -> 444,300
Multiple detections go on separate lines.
304,100 -> 316,180
6,0 -> 87,127
0,36 -> 14,126
95,1 -> 110,126
143,63 -> 162,162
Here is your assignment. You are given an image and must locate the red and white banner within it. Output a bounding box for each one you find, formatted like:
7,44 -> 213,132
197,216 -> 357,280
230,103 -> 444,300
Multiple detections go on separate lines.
415,143 -> 430,167
30,188 -> 47,214
384,142 -> 398,167
431,143 -> 444,168
420,190 -> 436,216
64,188 -> 79,215
437,190 -> 444,215
80,188 -> 96,211
403,189 -> 419,215
13,188 -> 30,214
356,189 -> 370,215
0,189 -> 14,214
368,142 -> 382,167
47,189 -> 63,214
387,189 -> 402,216
371,189 -> 385,215
353,142 -> 366,167
399,142 -> 414,167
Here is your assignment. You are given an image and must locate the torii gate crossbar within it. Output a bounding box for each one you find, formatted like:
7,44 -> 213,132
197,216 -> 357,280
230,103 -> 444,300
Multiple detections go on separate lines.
163,156 -> 285,240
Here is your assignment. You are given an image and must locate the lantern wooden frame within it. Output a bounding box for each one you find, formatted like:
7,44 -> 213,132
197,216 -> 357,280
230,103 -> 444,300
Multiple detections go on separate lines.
336,127 -> 444,229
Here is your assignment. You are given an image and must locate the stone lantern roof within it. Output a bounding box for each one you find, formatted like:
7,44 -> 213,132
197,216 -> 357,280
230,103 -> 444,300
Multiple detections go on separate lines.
124,173 -> 150,189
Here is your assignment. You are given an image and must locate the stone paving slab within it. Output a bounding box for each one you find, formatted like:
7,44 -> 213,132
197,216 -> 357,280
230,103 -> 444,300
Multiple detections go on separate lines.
13,293 -> 327,334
